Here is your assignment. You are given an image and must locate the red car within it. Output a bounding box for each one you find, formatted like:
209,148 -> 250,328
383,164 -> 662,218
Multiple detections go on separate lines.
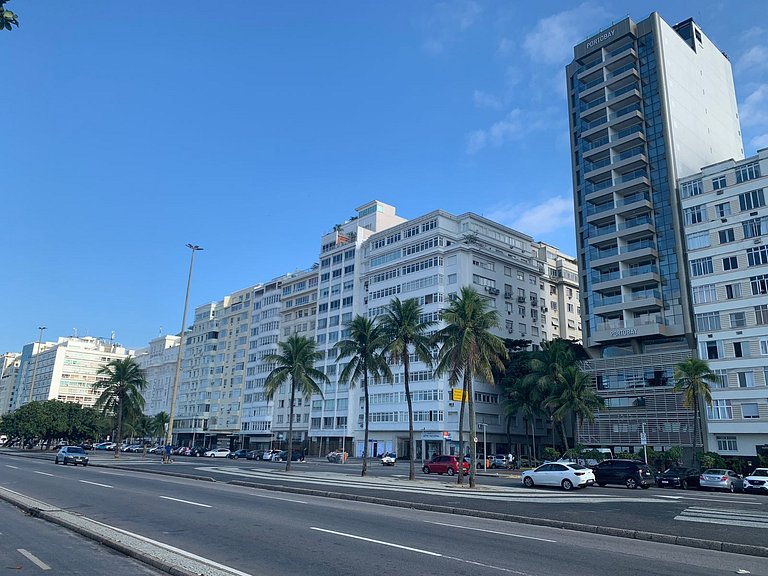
422,455 -> 469,476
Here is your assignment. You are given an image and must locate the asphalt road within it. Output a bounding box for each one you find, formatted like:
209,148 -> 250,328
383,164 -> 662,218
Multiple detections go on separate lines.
1,452 -> 767,576
66,450 -> 768,549
0,498 -> 164,575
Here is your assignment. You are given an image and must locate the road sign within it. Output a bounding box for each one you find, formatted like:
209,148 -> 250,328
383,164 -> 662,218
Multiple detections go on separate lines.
640,432 -> 647,445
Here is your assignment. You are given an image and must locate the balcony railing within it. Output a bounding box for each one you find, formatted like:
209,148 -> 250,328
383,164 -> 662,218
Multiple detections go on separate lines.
583,135 -> 610,151
630,289 -> 661,301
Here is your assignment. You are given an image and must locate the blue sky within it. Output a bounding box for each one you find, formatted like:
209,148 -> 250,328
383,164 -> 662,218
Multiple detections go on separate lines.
3,1 -> 767,353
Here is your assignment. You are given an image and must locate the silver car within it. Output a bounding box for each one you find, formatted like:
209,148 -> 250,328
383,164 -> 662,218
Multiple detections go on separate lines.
699,468 -> 743,492
55,446 -> 89,466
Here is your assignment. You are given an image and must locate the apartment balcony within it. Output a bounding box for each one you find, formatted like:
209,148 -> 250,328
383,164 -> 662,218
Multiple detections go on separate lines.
605,83 -> 641,109
605,64 -> 639,91
577,58 -> 605,81
582,125 -> 645,161
591,315 -> 672,344
581,134 -> 611,158
623,291 -> 663,312
607,107 -> 643,133
603,43 -> 636,68
586,192 -> 651,224
592,295 -> 627,315
621,268 -> 661,287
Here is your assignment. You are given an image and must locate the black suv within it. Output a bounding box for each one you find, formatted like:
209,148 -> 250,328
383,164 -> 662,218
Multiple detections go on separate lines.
593,459 -> 653,489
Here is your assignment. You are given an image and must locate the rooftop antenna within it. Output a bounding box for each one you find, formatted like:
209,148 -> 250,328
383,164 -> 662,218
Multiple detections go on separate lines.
73,328 -> 78,338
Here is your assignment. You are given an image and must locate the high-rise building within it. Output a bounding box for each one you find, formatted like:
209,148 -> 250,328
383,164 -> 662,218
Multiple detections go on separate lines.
0,352 -> 21,415
134,335 -> 180,417
566,13 -> 744,452
679,148 -> 768,457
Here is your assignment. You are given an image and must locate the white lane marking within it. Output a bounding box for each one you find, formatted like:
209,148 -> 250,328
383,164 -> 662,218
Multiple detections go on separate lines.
252,493 -> 307,504
310,527 -> 531,574
657,494 -> 760,505
97,471 -> 126,477
79,480 -> 113,489
682,507 -> 768,520
5,465 -> 18,469
674,515 -> 768,529
17,549 -> 51,570
81,517 -> 253,576
33,471 -> 55,477
159,496 -> 211,508
424,520 -> 557,543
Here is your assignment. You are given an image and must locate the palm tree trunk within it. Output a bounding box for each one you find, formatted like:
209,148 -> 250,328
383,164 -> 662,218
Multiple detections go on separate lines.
560,421 -> 570,452
115,398 -> 122,460
403,353 -> 415,481
457,377 -> 467,486
531,418 -> 536,465
286,378 -> 296,472
691,395 -> 699,467
468,372 -> 477,488
524,416 -> 530,463
362,371 -> 370,477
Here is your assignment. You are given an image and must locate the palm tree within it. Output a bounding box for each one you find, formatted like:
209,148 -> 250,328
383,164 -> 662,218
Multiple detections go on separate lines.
526,339 -> 576,451
434,287 -> 507,488
335,315 -> 392,477
503,376 -> 543,465
673,357 -> 717,465
93,357 -> 147,459
264,335 -> 328,472
550,365 -> 605,450
380,297 -> 436,480
153,411 -> 170,445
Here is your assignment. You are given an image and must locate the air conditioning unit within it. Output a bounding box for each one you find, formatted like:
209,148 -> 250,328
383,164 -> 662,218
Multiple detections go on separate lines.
755,238 -> 762,244
489,288 -> 500,295
504,292 -> 513,299
485,286 -> 491,292
517,296 -> 526,303
541,306 -> 548,313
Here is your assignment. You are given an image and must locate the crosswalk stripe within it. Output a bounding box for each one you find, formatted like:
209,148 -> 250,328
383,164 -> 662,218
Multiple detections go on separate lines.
675,506 -> 768,529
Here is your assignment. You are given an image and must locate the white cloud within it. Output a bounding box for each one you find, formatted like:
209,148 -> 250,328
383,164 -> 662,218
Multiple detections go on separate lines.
740,84 -> 768,128
523,2 -> 610,66
473,90 -> 503,110
422,1 -> 482,55
498,37 -> 514,55
487,196 -> 574,238
465,130 -> 487,154
737,45 -> 768,74
465,107 -> 559,154
751,133 -> 768,150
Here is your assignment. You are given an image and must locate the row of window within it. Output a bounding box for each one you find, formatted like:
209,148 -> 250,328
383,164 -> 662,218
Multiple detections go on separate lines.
686,216 -> 768,249
707,399 -> 764,420
680,162 -> 762,198
690,246 -> 768,276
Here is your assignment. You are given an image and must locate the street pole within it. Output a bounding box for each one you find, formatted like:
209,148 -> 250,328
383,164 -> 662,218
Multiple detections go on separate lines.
478,423 -> 487,469
27,326 -> 46,403
642,422 -> 648,465
164,244 -> 203,462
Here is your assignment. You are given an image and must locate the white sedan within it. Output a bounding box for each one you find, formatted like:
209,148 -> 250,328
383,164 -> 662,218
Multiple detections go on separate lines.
522,462 -> 595,491
204,448 -> 231,458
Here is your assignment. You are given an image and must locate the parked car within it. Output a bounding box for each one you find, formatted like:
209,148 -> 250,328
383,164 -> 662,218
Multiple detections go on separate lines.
272,450 -> 304,462
245,450 -> 262,460
204,448 -> 231,458
261,449 -> 282,461
79,442 -> 93,451
228,449 -> 249,460
55,446 -> 89,466
381,452 -> 397,466
742,468 -> 768,494
522,461 -> 595,490
326,450 -> 345,463
699,469 -> 743,492
656,467 -> 701,490
489,455 -> 508,469
422,455 -> 469,476
94,442 -> 116,451
593,459 -> 653,489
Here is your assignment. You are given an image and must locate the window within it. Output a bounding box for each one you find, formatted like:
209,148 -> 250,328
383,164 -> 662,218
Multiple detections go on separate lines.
689,257 -> 713,277
716,436 -> 737,451
747,246 -> 768,267
733,341 -> 747,357
713,369 -> 728,389
684,205 -> 705,225
725,283 -> 741,299
692,284 -> 717,304
722,256 -> 738,271
699,339 -> 722,360
742,403 -> 760,419
756,305 -> 768,325
712,175 -> 727,190
708,400 -> 732,420
686,231 -> 710,249
730,312 -> 747,328
738,372 -> 755,388
739,188 -> 765,211
736,162 -> 761,183
715,202 -> 731,217
695,312 -> 720,331
761,337 -> 768,355
680,180 -> 703,198
718,229 -> 735,244
743,217 -> 768,239
751,274 -> 768,295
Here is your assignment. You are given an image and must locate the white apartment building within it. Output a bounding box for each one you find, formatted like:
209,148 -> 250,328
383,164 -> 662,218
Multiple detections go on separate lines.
15,337 -> 133,408
0,352 -> 21,415
134,335 -> 180,417
680,148 -> 768,458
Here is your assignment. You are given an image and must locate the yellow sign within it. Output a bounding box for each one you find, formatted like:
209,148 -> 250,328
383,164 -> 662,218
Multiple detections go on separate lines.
451,388 -> 468,402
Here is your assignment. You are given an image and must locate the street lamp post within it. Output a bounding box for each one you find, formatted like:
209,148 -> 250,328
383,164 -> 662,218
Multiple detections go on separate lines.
27,326 -> 46,403
478,422 -> 487,469
164,244 -> 203,462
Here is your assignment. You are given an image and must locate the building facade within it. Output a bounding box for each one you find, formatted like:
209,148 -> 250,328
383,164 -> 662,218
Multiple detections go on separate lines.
0,352 -> 21,415
680,149 -> 768,457
134,335 -> 180,417
566,13 -> 744,453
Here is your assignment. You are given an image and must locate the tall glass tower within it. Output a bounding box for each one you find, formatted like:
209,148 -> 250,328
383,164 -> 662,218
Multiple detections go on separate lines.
566,13 -> 743,451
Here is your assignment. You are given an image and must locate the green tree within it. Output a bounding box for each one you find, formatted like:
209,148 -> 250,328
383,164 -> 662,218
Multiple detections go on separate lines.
434,287 -> 507,487
496,339 -> 532,452
503,374 -> 543,465
526,339 -> 578,450
380,297 -> 436,480
336,315 -> 392,477
153,411 -> 170,444
0,0 -> 19,31
673,357 -> 717,465
92,357 -> 147,459
550,365 -> 605,451
264,335 -> 328,472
